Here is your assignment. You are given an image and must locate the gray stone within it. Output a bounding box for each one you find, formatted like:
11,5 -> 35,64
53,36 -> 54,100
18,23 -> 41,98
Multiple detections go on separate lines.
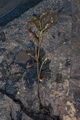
0,32 -> 6,42
0,0 -> 80,119
15,50 -> 30,64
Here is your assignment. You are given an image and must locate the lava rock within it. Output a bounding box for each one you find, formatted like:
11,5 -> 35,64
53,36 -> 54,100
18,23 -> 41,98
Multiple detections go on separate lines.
65,59 -> 71,67
0,48 -> 5,55
0,31 -> 6,42
55,73 -> 63,83
15,50 -> 30,64
5,84 -> 17,96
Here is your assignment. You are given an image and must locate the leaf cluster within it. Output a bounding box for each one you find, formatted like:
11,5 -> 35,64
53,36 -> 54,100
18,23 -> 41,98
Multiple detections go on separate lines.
27,8 -> 61,46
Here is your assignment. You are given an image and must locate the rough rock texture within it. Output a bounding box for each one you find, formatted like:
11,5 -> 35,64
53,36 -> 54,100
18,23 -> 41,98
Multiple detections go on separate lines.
0,0 -> 80,120
0,0 -> 43,26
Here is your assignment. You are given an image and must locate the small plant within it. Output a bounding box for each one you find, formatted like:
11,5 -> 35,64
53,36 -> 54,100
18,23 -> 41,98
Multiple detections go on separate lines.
25,8 -> 61,110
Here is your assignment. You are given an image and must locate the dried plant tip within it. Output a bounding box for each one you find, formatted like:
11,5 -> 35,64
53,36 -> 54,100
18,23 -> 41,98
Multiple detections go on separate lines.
28,29 -> 40,45
26,62 -> 36,68
40,8 -> 54,22
27,17 -> 39,23
51,10 -> 61,21
42,10 -> 61,32
25,50 -> 37,60
27,18 -> 40,30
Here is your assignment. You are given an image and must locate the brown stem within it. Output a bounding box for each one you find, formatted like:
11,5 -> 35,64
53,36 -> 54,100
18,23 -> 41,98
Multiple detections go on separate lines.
36,28 -> 43,109
36,45 -> 42,109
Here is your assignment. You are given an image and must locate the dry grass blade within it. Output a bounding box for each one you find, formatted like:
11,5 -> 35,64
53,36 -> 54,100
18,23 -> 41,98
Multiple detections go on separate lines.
38,71 -> 45,82
27,62 -> 37,68
51,10 -> 61,21
40,8 -> 53,22
42,56 -> 48,64
42,10 -> 61,33
27,18 -> 40,30
25,50 -> 37,60
32,17 -> 39,21
41,25 -> 49,33
32,21 -> 40,30
27,17 -> 39,23
28,29 -> 40,45
38,56 -> 48,81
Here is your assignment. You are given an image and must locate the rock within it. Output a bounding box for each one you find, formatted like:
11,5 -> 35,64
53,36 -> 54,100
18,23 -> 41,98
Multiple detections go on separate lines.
5,84 -> 17,96
0,56 -> 4,63
15,50 -> 30,64
0,0 -> 43,26
0,115 -> 11,120
0,32 -> 6,42
65,59 -> 71,67
55,73 -> 63,83
22,113 -> 33,120
0,0 -> 80,120
74,91 -> 80,117
0,48 -> 5,55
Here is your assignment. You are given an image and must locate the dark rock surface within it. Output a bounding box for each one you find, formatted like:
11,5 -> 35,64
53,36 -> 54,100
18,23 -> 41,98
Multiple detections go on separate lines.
0,31 -> 6,42
0,0 -> 43,26
0,0 -> 80,120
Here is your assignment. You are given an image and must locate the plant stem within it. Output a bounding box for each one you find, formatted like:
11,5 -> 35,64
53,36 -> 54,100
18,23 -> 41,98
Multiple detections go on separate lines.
36,30 -> 43,109
36,46 -> 42,109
